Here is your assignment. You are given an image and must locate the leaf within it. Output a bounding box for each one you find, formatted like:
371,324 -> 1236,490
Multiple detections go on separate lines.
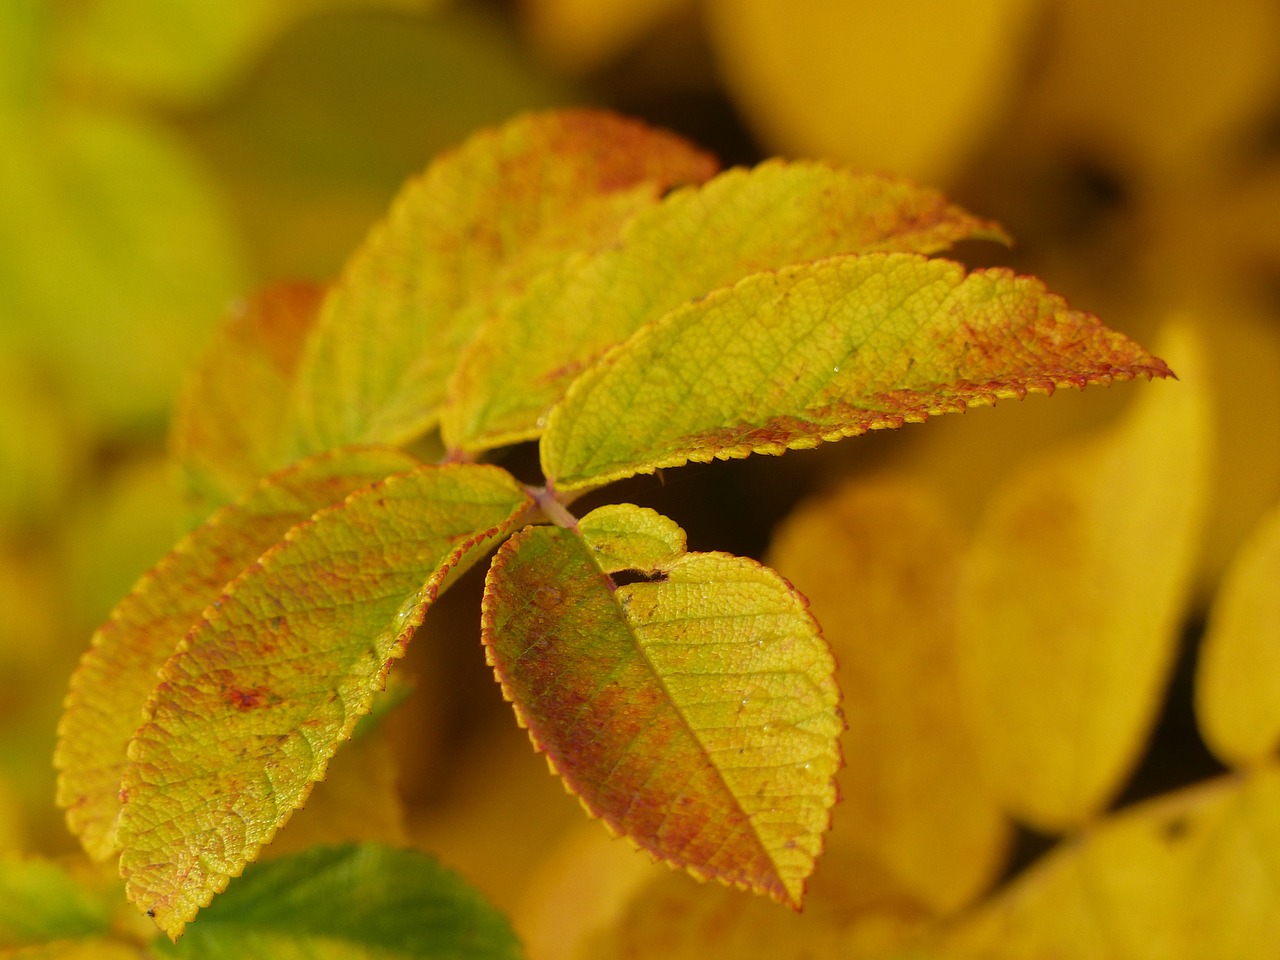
444,162 -> 1007,453
522,0 -> 693,73
55,446 -> 419,862
153,844 -> 524,960
170,282 -> 326,510
768,479 -> 1009,915
117,464 -> 533,937
704,0 -> 1041,182
288,109 -> 717,453
943,764 -> 1280,959
1196,502 -> 1280,767
541,253 -> 1172,492
0,857 -> 113,948
954,323 -> 1210,830
481,504 -> 841,908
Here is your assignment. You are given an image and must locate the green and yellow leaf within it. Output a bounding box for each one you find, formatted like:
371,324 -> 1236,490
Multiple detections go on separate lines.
768,479 -> 1009,915
153,844 -> 524,960
288,109 -> 717,453
444,162 -> 1005,453
955,323 -> 1210,830
116,464 -> 533,936
481,504 -> 841,908
1196,502 -> 1280,767
542,253 -> 1172,492
0,856 -> 114,949
170,282 -> 326,511
56,446 -> 418,862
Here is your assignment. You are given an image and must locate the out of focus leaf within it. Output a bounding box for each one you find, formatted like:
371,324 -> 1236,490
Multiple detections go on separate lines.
55,0 -> 442,108
0,108 -> 245,430
117,465 -> 533,936
155,844 -> 524,960
943,765 -> 1280,959
444,162 -> 1006,453
521,0 -> 693,73
1196,503 -> 1280,767
0,352 -> 81,531
171,282 -> 326,510
56,447 -> 417,862
768,480 -> 1009,915
0,857 -> 113,948
542,254 -> 1172,492
955,323 -> 1210,830
704,0 -> 1041,182
482,505 -> 840,908
288,109 -> 717,454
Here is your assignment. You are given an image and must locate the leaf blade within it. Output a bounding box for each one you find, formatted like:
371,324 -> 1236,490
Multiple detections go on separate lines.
481,506 -> 840,907
289,108 -> 717,452
444,161 -> 1005,452
55,446 -> 420,862
116,464 -> 534,936
542,253 -> 1172,491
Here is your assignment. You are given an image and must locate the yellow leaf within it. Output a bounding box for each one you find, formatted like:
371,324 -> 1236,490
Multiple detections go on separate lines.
444,162 -> 1005,453
289,109 -> 717,453
944,765 -> 1280,959
768,479 -> 1009,915
1196,503 -> 1280,767
481,505 -> 841,907
522,0 -> 694,73
542,253 -> 1171,493
955,323 -> 1211,830
116,463 -> 532,936
55,447 -> 417,861
704,0 -> 1041,183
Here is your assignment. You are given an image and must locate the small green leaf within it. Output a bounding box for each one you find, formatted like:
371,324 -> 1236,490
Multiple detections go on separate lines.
56,446 -> 419,862
155,844 -> 523,960
117,464 -> 533,937
443,161 -> 1005,452
481,506 -> 841,908
542,253 -> 1173,491
288,109 -> 716,453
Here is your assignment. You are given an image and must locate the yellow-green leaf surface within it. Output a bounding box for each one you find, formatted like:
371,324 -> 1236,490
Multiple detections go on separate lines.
1196,503 -> 1280,767
55,447 -> 418,862
117,464 -> 533,936
943,765 -> 1280,959
955,324 -> 1210,831
170,282 -> 326,511
768,480 -> 1008,915
289,109 -> 717,453
542,253 -> 1173,492
481,504 -> 841,908
0,856 -> 113,948
443,162 -> 1005,452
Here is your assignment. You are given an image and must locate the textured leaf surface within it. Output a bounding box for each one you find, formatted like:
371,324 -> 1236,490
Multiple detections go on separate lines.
154,844 -> 523,960
444,162 -> 1005,452
481,505 -> 841,907
955,325 -> 1209,830
170,282 -> 325,510
1196,503 -> 1280,767
116,464 -> 533,936
768,480 -> 1008,915
289,109 -> 716,452
541,253 -> 1172,491
55,446 -> 418,862
944,766 -> 1280,959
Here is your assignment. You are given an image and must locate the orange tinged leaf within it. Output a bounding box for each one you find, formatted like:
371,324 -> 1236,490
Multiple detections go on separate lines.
1196,503 -> 1280,767
481,505 -> 841,908
171,281 -> 325,509
955,323 -> 1210,830
768,480 -> 1009,915
116,464 -> 533,936
444,162 -> 1006,453
542,253 -> 1172,492
289,109 -> 717,452
54,446 -> 418,862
